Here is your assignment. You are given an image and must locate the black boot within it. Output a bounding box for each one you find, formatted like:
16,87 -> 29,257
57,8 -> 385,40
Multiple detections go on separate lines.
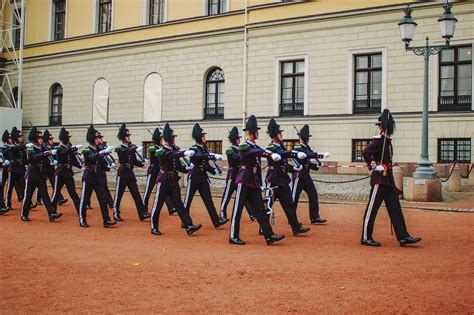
140,212 -> 151,221
103,220 -> 117,228
266,234 -> 285,245
229,238 -> 246,245
186,224 -> 202,235
168,208 -> 177,216
58,198 -> 68,206
21,215 -> 30,222
114,213 -> 124,222
311,217 -> 327,224
293,226 -> 310,236
49,213 -> 63,222
151,228 -> 162,235
399,236 -> 422,247
361,239 -> 382,247
80,220 -> 89,228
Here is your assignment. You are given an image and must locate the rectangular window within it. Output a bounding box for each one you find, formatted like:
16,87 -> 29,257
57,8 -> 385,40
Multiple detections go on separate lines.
149,0 -> 165,25
282,139 -> 299,151
439,45 -> 472,111
53,0 -> 66,40
142,141 -> 154,159
352,139 -> 372,163
438,138 -> 471,163
280,60 -> 304,116
353,53 -> 382,114
13,8 -> 21,48
207,140 -> 222,154
98,0 -> 112,33
208,0 -> 226,16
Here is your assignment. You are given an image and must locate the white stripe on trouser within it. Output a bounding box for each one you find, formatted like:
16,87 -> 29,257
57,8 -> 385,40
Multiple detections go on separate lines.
143,174 -> 152,203
51,175 -> 59,202
113,176 -> 121,214
220,179 -> 232,213
363,184 -> 379,240
230,183 -> 242,239
150,183 -> 161,229
20,177 -> 29,217
78,182 -> 86,223
184,178 -> 191,209
6,175 -> 11,206
292,177 -> 300,202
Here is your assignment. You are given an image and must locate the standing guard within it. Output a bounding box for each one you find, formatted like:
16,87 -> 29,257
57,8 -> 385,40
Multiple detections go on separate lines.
150,123 -> 202,236
20,127 -> 62,222
5,127 -> 27,209
78,125 -> 116,228
292,125 -> 329,224
143,128 -> 176,215
112,124 -> 151,222
229,115 -> 285,245
1,130 -> 13,212
361,109 -> 421,247
51,127 -> 83,214
184,123 -> 228,228
265,119 -> 310,236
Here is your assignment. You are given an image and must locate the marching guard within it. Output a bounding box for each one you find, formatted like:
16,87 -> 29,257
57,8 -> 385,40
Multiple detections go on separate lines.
51,127 -> 83,213
143,128 -> 176,215
112,124 -> 151,222
78,125 -> 116,228
361,109 -> 421,247
292,125 -> 329,224
20,127 -> 62,222
184,123 -> 228,228
1,130 -> 13,213
265,119 -> 310,236
5,127 -> 27,210
150,123 -> 202,236
229,115 -> 285,245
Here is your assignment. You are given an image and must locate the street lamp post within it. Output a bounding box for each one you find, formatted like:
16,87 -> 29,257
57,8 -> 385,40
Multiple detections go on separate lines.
398,2 -> 457,179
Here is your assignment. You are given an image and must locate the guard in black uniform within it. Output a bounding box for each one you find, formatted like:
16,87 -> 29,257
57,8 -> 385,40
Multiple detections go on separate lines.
143,128 -> 176,215
51,127 -> 83,213
150,123 -> 202,236
184,123 -> 228,228
112,124 -> 151,222
35,130 -> 66,206
78,125 -> 116,228
5,127 -> 27,209
229,115 -> 285,245
265,119 -> 310,236
292,125 -> 329,224
1,130 -> 13,212
20,127 -> 62,222
361,109 -> 421,247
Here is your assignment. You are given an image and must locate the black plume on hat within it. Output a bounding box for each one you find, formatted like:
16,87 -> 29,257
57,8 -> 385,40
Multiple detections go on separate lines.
86,124 -> 102,145
59,127 -> 70,144
267,118 -> 283,139
162,123 -> 175,144
117,123 -> 130,140
28,127 -> 41,143
192,123 -> 206,143
298,124 -> 311,142
11,127 -> 19,141
243,115 -> 260,137
152,128 -> 162,144
376,109 -> 396,135
42,129 -> 53,142
2,130 -> 11,143
228,127 -> 241,143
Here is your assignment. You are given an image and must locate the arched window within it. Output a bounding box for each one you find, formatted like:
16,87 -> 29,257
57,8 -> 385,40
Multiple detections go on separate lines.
143,73 -> 163,122
205,68 -> 224,119
92,78 -> 109,124
50,83 -> 63,126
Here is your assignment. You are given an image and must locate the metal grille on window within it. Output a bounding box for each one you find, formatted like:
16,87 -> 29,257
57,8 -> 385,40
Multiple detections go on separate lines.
352,139 -> 372,162
207,141 -> 222,154
205,68 -> 224,119
50,84 -> 63,126
439,45 -> 472,111
149,0 -> 165,25
98,0 -> 112,33
280,60 -> 304,116
353,53 -> 382,114
54,0 -> 66,40
438,138 -> 471,163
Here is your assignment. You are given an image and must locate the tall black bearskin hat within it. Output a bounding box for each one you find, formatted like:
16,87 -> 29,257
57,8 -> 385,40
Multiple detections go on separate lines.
192,123 -> 206,143
42,129 -> 53,142
162,123 -> 176,144
152,128 -> 162,145
117,123 -> 131,140
2,130 -> 11,143
28,127 -> 42,143
11,127 -> 22,141
267,118 -> 284,139
59,127 -> 71,144
243,115 -> 260,137
375,109 -> 396,135
298,124 -> 312,142
86,124 -> 103,145
228,127 -> 241,144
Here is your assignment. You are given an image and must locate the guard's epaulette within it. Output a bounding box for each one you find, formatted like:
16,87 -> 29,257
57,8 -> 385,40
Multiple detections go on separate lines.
156,148 -> 165,157
373,135 -> 382,140
26,148 -> 35,154
190,144 -> 198,151
114,147 -> 121,153
148,146 -> 156,154
266,143 -> 278,152
81,148 -> 90,155
238,143 -> 250,151
226,147 -> 234,155
54,146 -> 64,151
293,145 -> 303,151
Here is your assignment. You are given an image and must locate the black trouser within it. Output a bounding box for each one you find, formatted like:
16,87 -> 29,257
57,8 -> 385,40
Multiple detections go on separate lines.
6,171 -> 25,207
21,176 -> 56,218
220,178 -> 255,219
51,175 -> 80,213
113,175 -> 147,219
292,177 -> 320,221
184,178 -> 220,226
79,180 -> 112,224
0,168 -> 6,208
36,167 -> 64,203
266,183 -> 301,232
151,182 -> 193,230
229,183 -> 274,240
143,172 -> 175,212
362,184 -> 410,241
85,176 -> 113,208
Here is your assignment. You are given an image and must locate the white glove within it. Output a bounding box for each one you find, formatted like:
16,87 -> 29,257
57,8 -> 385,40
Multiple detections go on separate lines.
26,143 -> 34,148
296,151 -> 307,160
74,144 -> 83,150
3,160 -> 10,166
106,146 -> 114,154
51,160 -> 58,166
321,152 -> 330,158
212,153 -> 223,160
293,165 -> 303,171
136,146 -> 143,154
370,161 -> 377,169
271,153 -> 281,161
186,163 -> 195,170
51,149 -> 57,156
374,165 -> 385,172
143,158 -> 148,164
184,150 -> 195,157
110,162 -> 116,167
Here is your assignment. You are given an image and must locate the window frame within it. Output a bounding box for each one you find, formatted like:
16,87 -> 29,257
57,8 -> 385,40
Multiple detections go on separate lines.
353,53 -> 383,114
50,83 -> 63,126
282,139 -> 299,151
437,138 -> 471,163
148,0 -> 165,25
207,0 -> 226,16
279,59 -> 305,116
206,140 -> 223,155
12,7 -> 22,48
351,139 -> 372,163
53,0 -> 66,41
98,0 -> 112,34
204,68 -> 225,120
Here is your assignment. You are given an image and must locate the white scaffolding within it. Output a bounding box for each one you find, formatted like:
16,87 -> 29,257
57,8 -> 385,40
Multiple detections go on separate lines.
0,0 -> 25,109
